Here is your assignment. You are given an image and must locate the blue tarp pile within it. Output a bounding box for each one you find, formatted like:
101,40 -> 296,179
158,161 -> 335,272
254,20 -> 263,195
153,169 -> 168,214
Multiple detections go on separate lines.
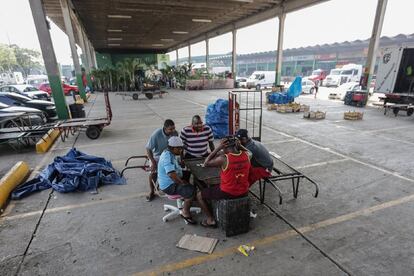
12,148 -> 126,199
267,76 -> 303,104
205,99 -> 229,139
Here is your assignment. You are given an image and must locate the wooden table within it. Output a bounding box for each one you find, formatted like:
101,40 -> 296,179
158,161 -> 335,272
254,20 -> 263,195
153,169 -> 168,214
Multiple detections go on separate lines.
183,157 -> 220,187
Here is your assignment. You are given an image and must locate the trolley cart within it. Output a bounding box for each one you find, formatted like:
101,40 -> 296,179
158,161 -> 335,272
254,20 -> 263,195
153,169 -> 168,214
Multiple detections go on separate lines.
255,153 -> 319,205
0,113 -> 52,151
54,91 -> 112,141
383,102 -> 414,116
116,90 -> 167,101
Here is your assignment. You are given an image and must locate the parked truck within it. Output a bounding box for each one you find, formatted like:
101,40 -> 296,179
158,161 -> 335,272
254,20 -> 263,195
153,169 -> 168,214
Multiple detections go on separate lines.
325,64 -> 363,87
375,45 -> 414,113
0,71 -> 24,85
246,71 -> 276,90
307,69 -> 327,86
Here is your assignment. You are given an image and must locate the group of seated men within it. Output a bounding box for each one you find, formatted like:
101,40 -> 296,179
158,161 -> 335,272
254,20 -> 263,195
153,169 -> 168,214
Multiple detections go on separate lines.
145,116 -> 274,227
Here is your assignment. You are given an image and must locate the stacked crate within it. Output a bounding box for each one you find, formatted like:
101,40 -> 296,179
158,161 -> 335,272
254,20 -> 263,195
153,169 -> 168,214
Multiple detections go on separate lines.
213,197 -> 250,237
303,110 -> 326,120
344,111 -> 364,120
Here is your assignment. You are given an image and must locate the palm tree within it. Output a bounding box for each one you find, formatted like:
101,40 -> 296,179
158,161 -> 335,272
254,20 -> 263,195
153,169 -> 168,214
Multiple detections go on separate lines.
116,62 -> 128,91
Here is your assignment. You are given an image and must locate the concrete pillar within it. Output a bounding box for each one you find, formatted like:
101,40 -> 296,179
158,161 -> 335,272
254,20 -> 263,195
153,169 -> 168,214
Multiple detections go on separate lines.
74,20 -> 87,69
206,38 -> 209,72
188,44 -> 191,65
88,40 -> 96,68
92,47 -> 98,68
175,49 -> 179,67
83,34 -> 93,71
275,14 -> 286,85
80,30 -> 93,89
363,0 -> 388,90
232,29 -> 237,80
60,0 -> 86,101
73,19 -> 90,90
29,0 -> 69,119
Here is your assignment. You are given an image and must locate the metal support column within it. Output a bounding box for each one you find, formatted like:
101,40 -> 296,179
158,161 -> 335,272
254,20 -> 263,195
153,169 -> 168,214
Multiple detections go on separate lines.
362,0 -> 388,90
206,38 -> 209,72
29,0 -> 69,119
275,14 -> 286,86
188,44 -> 191,65
232,29 -> 237,82
60,0 -> 86,101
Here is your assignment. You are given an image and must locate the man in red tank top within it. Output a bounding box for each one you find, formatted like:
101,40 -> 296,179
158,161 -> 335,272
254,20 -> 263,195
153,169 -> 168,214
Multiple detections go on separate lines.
197,136 -> 250,227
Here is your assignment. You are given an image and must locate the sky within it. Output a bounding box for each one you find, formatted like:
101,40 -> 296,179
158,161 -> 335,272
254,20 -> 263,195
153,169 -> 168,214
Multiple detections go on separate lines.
0,0 -> 413,65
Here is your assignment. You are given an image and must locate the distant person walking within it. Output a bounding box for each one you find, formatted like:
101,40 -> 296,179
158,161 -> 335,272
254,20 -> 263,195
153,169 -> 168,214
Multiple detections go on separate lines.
314,80 -> 319,99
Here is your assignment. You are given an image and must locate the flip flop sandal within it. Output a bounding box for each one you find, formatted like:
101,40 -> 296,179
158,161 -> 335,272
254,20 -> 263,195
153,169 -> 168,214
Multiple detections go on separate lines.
180,214 -> 197,225
145,193 -> 157,202
200,219 -> 218,228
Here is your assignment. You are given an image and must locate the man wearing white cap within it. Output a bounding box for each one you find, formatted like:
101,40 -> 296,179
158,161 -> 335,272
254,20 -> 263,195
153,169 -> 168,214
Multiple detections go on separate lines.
158,136 -> 215,225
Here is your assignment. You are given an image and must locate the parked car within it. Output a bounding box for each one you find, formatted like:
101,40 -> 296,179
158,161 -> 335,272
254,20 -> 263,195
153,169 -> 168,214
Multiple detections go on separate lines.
328,82 -> 360,100
0,92 -> 57,121
26,75 -> 49,88
0,84 -> 50,100
307,69 -> 327,86
301,79 -> 316,94
0,102 -> 46,128
39,82 -> 79,96
236,77 -> 248,88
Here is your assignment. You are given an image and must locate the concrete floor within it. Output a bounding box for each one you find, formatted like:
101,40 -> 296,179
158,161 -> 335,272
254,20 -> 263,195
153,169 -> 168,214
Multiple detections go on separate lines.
1,87 -> 413,275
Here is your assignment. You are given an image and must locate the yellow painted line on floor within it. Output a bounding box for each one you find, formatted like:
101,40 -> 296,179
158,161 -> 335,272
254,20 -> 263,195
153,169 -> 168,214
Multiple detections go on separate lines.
0,161 -> 30,211
0,192 -> 147,222
133,192 -> 414,276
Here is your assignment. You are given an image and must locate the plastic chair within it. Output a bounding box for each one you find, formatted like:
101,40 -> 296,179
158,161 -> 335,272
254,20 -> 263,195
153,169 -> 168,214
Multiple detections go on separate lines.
163,194 -> 201,224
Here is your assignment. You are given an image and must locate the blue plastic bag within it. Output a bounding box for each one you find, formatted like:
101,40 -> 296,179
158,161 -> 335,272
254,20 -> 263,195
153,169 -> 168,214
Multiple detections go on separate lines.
205,99 -> 229,138
12,148 -> 126,199
267,76 -> 302,104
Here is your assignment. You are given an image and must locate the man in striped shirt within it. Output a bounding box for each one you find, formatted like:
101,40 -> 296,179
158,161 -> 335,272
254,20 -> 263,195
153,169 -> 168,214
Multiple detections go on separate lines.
180,115 -> 215,159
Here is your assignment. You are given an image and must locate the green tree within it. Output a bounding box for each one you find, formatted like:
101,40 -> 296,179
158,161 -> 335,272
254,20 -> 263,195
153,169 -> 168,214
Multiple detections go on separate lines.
10,44 -> 42,76
0,44 -> 17,71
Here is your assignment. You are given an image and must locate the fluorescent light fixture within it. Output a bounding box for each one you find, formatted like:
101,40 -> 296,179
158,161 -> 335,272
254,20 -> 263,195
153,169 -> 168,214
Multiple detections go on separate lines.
108,38 -> 122,41
172,31 -> 189,34
192,18 -> 212,23
152,44 -> 164,47
108,43 -> 121,46
230,0 -> 254,2
160,38 -> 174,42
107,15 -> 132,19
107,29 -> 122,32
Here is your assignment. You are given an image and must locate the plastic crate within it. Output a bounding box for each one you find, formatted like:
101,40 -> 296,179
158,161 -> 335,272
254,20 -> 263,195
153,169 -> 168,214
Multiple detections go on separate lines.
213,197 -> 250,237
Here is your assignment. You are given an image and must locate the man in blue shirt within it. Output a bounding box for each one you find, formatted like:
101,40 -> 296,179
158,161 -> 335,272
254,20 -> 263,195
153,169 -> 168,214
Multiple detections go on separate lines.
159,137 -> 215,225
145,119 -> 178,201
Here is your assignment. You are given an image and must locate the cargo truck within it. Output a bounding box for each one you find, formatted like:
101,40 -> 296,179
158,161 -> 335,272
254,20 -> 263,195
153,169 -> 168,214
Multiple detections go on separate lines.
375,45 -> 414,116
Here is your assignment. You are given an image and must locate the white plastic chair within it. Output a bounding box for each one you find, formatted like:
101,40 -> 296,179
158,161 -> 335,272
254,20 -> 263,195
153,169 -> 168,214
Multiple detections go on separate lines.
163,194 -> 201,224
